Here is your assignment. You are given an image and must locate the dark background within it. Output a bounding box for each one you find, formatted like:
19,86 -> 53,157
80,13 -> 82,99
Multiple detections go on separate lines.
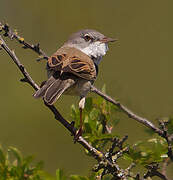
0,0 -> 173,177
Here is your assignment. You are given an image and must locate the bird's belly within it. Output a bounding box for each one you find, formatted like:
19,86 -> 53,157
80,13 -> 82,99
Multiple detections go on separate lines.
64,85 -> 79,96
64,79 -> 92,97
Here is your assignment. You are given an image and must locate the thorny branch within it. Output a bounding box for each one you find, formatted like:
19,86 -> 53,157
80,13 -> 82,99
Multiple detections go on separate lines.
0,22 -> 169,139
0,22 -> 48,60
0,34 -> 103,161
0,33 -> 129,179
161,158 -> 170,180
0,22 -> 172,179
144,164 -> 168,180
90,86 -> 164,136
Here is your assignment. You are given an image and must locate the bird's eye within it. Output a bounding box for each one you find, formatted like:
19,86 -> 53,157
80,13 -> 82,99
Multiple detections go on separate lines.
84,34 -> 92,41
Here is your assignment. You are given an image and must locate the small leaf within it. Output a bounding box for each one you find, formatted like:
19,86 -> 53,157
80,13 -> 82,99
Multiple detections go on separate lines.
98,124 -> 103,135
84,122 -> 92,134
56,169 -> 64,180
85,97 -> 93,112
8,147 -> 22,166
101,84 -> 106,93
89,108 -> 100,120
70,175 -> 89,180
0,145 -> 6,166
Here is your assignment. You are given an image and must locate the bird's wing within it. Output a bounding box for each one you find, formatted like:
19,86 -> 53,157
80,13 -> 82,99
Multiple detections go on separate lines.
47,46 -> 97,80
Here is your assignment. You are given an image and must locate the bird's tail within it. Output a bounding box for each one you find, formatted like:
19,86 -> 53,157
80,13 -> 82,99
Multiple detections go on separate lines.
33,76 -> 75,105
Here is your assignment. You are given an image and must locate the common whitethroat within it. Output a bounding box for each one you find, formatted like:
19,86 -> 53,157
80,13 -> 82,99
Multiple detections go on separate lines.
34,29 -> 116,140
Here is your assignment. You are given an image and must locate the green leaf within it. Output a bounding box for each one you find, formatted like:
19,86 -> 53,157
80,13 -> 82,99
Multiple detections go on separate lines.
38,170 -> 56,180
56,169 -> 64,180
84,122 -> 92,134
101,84 -> 106,94
167,117 -> 173,134
0,145 -> 5,165
89,108 -> 100,121
70,175 -> 89,180
85,97 -> 93,112
8,147 -> 22,166
97,124 -> 103,135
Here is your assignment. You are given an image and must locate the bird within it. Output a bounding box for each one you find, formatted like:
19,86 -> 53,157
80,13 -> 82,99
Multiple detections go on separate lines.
33,29 -> 116,140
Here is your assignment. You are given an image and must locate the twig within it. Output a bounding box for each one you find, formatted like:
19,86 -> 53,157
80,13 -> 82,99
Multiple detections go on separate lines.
144,164 -> 169,180
161,158 -> 170,180
159,120 -> 173,161
0,22 -> 48,60
0,37 -> 39,91
90,85 -> 164,136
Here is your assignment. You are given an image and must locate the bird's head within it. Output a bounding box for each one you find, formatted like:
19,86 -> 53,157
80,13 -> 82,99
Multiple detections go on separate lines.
64,29 -> 116,65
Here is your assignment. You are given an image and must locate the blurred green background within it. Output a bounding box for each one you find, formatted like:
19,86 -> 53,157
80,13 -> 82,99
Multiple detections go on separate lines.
0,0 -> 173,177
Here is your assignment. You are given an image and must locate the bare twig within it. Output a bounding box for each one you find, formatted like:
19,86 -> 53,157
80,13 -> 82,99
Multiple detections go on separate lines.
159,120 -> 173,161
144,164 -> 169,180
0,22 -> 48,60
91,86 -> 164,136
161,158 -> 170,180
0,37 -> 39,91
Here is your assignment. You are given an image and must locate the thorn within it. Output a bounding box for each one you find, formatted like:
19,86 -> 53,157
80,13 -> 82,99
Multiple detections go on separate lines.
19,65 -> 24,71
70,121 -> 75,127
11,49 -> 15,54
0,25 -> 2,32
4,23 -> 9,32
36,55 -> 45,62
10,34 -> 14,40
60,70 -> 63,75
22,45 -> 28,49
3,23 -> 9,37
14,29 -> 18,35
34,43 -> 40,52
20,78 -> 28,82
135,173 -> 140,180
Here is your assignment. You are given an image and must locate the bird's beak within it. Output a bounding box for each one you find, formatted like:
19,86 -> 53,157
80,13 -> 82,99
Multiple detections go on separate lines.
100,37 -> 117,43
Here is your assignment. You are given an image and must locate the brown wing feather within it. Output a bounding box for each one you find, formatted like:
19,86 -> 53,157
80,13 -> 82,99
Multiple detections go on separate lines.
47,47 -> 96,80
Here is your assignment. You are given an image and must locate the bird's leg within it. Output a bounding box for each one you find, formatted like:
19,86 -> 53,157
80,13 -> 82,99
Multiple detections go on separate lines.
74,97 -> 85,142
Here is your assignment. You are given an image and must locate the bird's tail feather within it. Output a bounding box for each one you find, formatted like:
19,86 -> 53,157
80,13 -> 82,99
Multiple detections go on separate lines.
33,76 -> 75,105
33,76 -> 56,99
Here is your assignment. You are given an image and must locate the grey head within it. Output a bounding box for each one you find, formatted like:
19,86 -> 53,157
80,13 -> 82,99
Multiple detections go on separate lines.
63,29 -> 116,65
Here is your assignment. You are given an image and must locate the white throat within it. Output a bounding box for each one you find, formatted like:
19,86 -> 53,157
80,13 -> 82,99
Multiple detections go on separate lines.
77,42 -> 108,65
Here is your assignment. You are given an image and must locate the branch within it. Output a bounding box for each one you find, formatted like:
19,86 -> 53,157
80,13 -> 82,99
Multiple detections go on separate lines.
161,158 -> 170,180
90,86 -> 173,164
159,120 -> 173,161
0,22 -> 165,138
144,164 -> 169,180
0,22 -> 48,60
1,22 -> 172,179
90,86 -> 164,137
0,35 -> 104,162
0,34 -> 137,179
